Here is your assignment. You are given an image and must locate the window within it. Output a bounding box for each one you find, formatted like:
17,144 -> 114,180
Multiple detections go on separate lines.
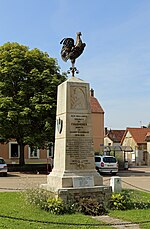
0,158 -> 5,164
95,157 -> 101,162
28,146 -> 40,159
9,142 -> 20,158
143,151 -> 148,162
131,152 -> 135,162
138,144 -> 146,150
47,143 -> 54,158
103,157 -> 116,163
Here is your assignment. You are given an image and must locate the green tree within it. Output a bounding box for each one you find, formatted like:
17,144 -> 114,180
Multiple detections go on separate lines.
148,123 -> 150,128
0,42 -> 66,165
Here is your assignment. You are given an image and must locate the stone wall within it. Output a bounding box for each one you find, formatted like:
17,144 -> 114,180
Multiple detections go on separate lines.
58,186 -> 112,206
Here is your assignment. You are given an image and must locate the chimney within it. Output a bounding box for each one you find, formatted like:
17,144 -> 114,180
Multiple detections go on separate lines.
90,88 -> 94,97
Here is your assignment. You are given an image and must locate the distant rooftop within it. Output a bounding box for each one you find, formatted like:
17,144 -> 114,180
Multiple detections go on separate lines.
121,127 -> 150,144
105,129 -> 125,143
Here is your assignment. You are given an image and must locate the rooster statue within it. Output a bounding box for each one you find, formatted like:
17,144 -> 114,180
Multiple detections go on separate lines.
60,32 -> 86,65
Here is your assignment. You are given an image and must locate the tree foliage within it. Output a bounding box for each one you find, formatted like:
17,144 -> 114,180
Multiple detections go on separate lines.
0,42 -> 66,165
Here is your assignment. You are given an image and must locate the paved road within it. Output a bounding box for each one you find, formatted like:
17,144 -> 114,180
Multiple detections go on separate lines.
0,167 -> 150,192
0,172 -> 47,192
103,167 -> 150,192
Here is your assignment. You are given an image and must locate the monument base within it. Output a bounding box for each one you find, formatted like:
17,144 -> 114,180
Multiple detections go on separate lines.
40,170 -> 112,204
40,184 -> 112,205
41,168 -> 103,192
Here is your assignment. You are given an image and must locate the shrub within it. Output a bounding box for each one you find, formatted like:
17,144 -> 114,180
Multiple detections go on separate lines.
47,197 -> 65,214
24,189 -> 108,215
24,188 -> 76,214
129,190 -> 150,210
109,191 -> 131,210
76,197 -> 108,216
109,190 -> 150,210
131,201 -> 150,209
24,188 -> 54,210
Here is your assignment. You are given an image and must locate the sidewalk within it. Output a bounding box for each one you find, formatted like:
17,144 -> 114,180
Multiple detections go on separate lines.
93,215 -> 141,229
119,166 -> 150,174
128,166 -> 150,173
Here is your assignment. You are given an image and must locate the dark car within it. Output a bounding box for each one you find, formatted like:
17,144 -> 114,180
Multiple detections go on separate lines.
0,157 -> 7,176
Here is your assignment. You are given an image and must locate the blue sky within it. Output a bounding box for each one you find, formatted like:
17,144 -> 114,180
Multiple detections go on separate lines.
0,0 -> 150,129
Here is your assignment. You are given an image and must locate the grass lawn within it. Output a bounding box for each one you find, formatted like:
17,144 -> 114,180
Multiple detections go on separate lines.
0,192 -> 113,229
0,190 -> 150,229
108,189 -> 150,229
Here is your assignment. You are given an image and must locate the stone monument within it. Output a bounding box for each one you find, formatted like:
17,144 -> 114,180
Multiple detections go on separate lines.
41,32 -> 111,203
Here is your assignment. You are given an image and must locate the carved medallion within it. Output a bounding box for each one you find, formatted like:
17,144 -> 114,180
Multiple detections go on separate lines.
57,117 -> 63,134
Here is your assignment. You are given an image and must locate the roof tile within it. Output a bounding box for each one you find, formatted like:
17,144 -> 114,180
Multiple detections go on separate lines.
122,128 -> 150,144
90,96 -> 104,113
106,130 -> 125,143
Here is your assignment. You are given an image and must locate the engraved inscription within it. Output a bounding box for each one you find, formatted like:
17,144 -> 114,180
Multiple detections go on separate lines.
73,176 -> 94,188
66,139 -> 94,169
76,160 -> 85,168
69,114 -> 90,137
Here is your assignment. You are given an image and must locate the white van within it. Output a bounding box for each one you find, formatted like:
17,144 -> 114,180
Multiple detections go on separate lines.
95,155 -> 118,175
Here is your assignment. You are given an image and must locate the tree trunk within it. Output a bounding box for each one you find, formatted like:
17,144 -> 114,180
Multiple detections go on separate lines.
19,142 -> 25,166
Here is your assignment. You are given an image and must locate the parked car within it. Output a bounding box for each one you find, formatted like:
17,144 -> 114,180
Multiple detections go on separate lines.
0,157 -> 7,176
95,155 -> 118,175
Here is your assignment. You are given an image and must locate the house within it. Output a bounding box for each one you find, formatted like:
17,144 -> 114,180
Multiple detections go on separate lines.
104,129 -> 125,162
121,127 -> 150,166
104,128 -> 125,146
0,88 -> 104,163
90,88 -> 104,152
145,132 -> 150,166
0,140 -> 53,164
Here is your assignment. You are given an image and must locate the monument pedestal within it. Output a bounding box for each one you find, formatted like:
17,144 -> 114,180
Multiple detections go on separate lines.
41,77 -> 111,203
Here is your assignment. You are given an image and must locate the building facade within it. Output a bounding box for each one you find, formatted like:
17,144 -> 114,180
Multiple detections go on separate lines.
121,127 -> 150,166
0,140 -> 53,164
90,89 -> 104,152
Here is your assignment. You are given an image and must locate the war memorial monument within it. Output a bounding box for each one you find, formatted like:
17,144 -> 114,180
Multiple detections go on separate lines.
41,32 -> 111,203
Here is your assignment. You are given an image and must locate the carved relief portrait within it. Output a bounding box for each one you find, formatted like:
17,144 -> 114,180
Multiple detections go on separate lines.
70,86 -> 87,109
